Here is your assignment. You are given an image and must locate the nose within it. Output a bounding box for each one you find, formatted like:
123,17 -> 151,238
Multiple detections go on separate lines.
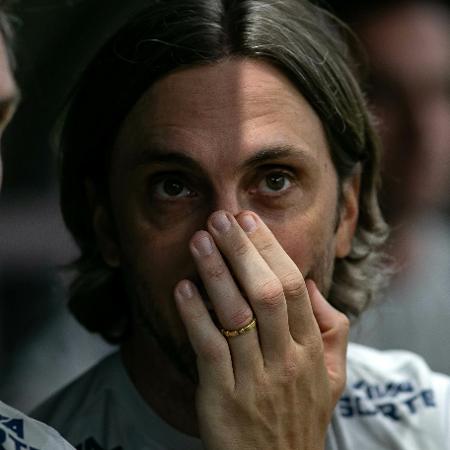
210,189 -> 246,218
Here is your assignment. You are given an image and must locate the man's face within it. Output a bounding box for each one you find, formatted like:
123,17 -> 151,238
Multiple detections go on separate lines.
0,33 -> 18,187
96,58 -> 356,372
358,4 -> 450,221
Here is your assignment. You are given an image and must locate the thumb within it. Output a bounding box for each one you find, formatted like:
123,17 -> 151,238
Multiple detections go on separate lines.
306,279 -> 349,403
306,279 -> 348,334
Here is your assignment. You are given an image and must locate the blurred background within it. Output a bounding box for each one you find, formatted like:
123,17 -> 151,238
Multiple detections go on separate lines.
0,0 -> 147,412
330,0 -> 450,375
0,0 -> 449,413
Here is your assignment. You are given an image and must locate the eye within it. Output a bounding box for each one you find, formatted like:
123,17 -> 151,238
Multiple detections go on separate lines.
152,176 -> 196,199
258,171 -> 293,195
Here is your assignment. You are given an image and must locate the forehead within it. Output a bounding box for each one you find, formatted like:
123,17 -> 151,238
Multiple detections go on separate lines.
114,58 -> 330,169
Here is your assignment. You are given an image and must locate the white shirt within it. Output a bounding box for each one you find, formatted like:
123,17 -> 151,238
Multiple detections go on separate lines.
32,344 -> 450,450
0,400 -> 74,450
334,343 -> 450,449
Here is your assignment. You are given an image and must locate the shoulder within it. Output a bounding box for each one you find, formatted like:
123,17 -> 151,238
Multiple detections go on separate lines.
345,343 -> 450,418
331,343 -> 450,450
31,352 -> 122,441
0,401 -> 74,450
346,342 -> 446,379
30,350 -> 202,450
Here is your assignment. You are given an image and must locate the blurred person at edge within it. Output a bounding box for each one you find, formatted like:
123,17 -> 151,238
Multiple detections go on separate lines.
340,0 -> 450,374
0,3 -> 75,450
30,1 -> 450,449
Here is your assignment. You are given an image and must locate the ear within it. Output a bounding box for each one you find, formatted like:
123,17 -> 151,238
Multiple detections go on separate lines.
335,171 -> 361,258
86,181 -> 121,268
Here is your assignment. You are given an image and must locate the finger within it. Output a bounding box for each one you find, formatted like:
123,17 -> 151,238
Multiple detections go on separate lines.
235,211 -> 318,343
307,279 -> 349,403
174,279 -> 233,390
207,210 -> 291,363
307,279 -> 349,338
189,230 -> 263,375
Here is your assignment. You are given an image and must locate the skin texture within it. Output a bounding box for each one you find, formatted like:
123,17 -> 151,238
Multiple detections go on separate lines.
94,58 -> 356,447
0,33 -> 19,186
175,214 -> 349,449
357,3 -> 450,223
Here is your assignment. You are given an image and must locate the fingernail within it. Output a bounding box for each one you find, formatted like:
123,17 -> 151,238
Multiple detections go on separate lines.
210,211 -> 231,233
239,214 -> 257,233
193,234 -> 214,256
176,280 -> 194,300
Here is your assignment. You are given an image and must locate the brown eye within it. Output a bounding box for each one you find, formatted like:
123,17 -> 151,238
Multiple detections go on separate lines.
163,179 -> 184,196
266,173 -> 288,191
153,177 -> 195,199
258,171 -> 292,195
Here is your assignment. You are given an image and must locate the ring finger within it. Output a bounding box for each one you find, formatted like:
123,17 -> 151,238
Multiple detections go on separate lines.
190,230 -> 263,375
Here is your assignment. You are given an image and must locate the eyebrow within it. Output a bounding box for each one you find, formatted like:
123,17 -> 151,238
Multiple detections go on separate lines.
241,145 -> 313,169
129,144 -> 314,172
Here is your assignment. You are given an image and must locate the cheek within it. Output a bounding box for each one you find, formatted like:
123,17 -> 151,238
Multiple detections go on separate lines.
275,228 -> 309,271
110,176 -> 214,306
264,200 -> 337,275
268,218 -> 329,272
115,203 -> 202,298
122,224 -> 194,273
112,180 -> 201,267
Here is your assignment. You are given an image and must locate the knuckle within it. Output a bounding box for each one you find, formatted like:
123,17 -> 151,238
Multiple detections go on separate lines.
199,339 -> 228,364
205,263 -> 227,281
279,271 -> 306,299
253,278 -> 284,311
232,240 -> 251,257
273,350 -> 301,382
258,239 -> 275,255
226,307 -> 254,330
188,307 -> 208,323
280,358 -> 300,382
335,312 -> 350,337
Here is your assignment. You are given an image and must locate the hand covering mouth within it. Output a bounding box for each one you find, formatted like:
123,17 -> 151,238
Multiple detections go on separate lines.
186,275 -> 251,330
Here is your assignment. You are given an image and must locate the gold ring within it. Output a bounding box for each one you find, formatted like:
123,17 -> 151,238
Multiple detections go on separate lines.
221,317 -> 257,338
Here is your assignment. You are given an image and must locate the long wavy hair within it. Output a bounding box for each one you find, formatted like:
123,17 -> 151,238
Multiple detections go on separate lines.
58,0 -> 390,343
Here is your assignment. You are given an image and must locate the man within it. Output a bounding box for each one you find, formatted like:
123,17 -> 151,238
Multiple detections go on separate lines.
334,0 -> 450,374
0,2 -> 76,450
32,1 -> 450,449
